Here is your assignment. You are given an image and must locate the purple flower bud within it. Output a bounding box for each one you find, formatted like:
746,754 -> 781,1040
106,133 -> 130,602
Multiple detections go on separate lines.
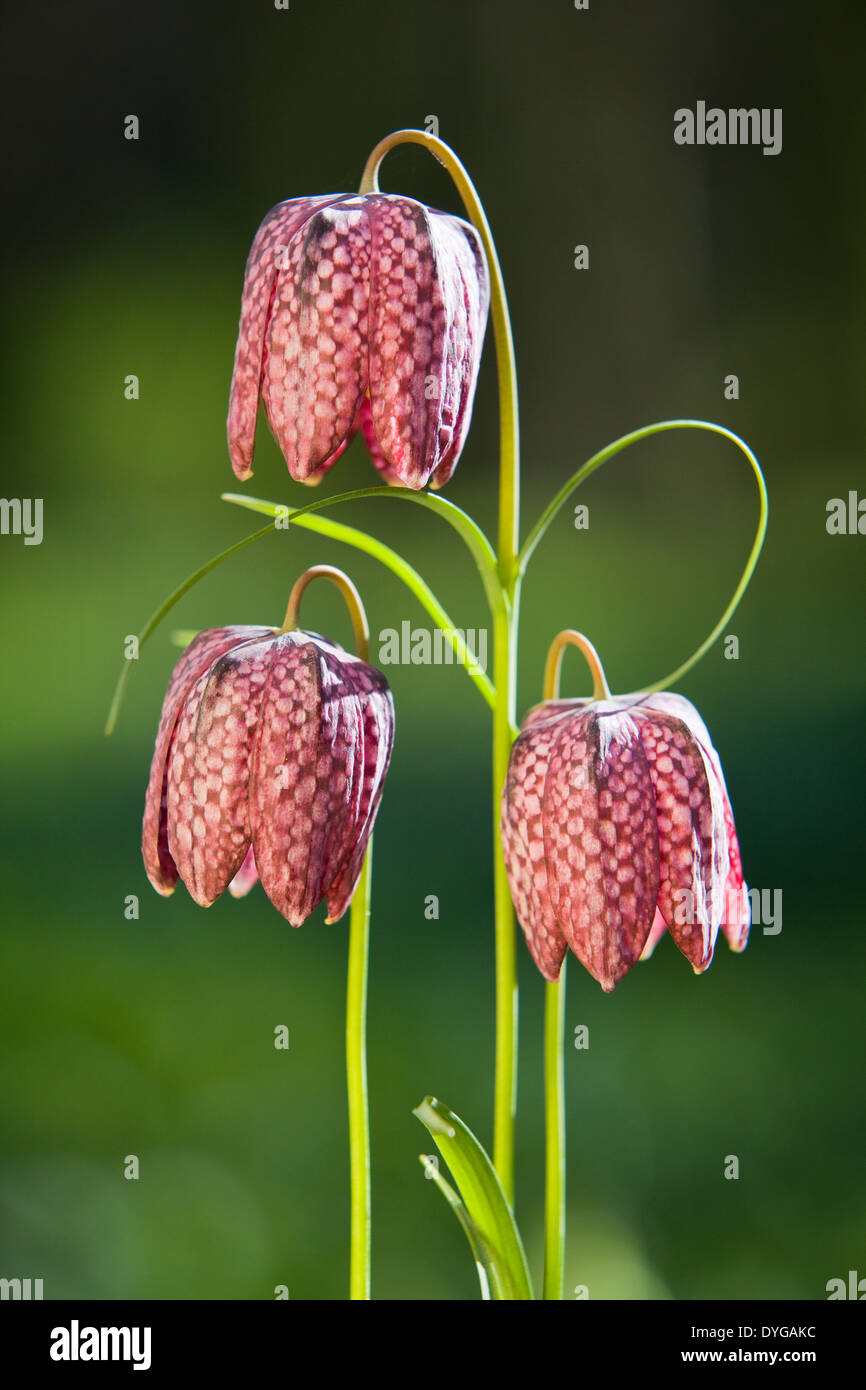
228,193 -> 489,490
501,691 -> 750,991
142,626 -> 394,926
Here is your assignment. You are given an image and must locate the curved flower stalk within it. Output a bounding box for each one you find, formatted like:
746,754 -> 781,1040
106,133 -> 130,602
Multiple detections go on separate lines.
360,130 -> 523,1200
228,193 -> 489,489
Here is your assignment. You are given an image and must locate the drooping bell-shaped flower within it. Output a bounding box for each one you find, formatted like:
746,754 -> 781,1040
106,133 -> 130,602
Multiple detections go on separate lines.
227,192 -> 489,490
142,624 -> 394,926
501,686 -> 750,992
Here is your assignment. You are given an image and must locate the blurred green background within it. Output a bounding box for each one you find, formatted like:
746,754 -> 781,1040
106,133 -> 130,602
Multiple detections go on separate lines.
1,0 -> 863,1300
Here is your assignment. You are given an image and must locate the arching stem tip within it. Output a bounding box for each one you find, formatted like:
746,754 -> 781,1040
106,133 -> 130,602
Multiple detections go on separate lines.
280,564 -> 370,663
543,630 -> 611,703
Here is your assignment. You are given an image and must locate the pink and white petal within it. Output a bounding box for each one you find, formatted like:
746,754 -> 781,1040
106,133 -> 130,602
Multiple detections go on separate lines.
249,636 -> 364,926
719,792 -> 751,951
262,198 -> 371,481
501,722 -> 568,982
142,626 -> 271,896
326,671 -> 395,923
635,711 -> 726,973
166,637 -> 276,906
639,907 -> 669,961
311,651 -> 367,910
427,213 -> 489,490
641,691 -> 734,815
228,844 -> 259,899
641,692 -> 747,955
248,638 -> 322,925
294,434 -> 355,486
520,697 -> 591,735
357,396 -> 404,486
367,196 -> 448,490
548,710 -> 660,992
227,195 -> 338,480
641,691 -> 717,754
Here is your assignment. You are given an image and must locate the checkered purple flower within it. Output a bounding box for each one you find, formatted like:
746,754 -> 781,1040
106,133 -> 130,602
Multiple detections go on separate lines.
143,625 -> 394,926
501,691 -> 750,991
228,193 -> 489,490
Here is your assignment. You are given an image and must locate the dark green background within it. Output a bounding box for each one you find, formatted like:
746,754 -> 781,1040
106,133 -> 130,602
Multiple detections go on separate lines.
1,0 -> 863,1299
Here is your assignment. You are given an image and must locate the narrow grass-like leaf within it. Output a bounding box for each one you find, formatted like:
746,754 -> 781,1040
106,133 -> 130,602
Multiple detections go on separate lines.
221,495 -> 498,710
414,1096 -> 533,1300
103,521 -> 275,735
222,485 -> 501,618
418,1156 -> 496,1300
518,419 -> 768,695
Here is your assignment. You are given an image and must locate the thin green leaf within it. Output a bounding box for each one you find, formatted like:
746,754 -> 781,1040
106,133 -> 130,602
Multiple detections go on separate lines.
221,496 -> 498,711
103,521 -> 275,736
517,419 -> 768,694
418,1156 -> 497,1300
105,487 -> 499,737
222,485 -> 502,619
414,1096 -> 533,1300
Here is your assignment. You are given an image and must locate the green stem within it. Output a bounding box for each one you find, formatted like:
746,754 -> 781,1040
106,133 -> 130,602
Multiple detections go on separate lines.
359,131 -> 520,587
363,130 -> 522,1207
279,564 -> 369,656
284,563 -> 374,1299
539,631 -> 578,1302
543,969 -> 566,1301
347,844 -> 373,1300
492,598 -> 518,1201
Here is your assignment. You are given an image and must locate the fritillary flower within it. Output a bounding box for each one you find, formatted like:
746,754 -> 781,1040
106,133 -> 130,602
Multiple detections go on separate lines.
228,193 -> 489,490
143,623 -> 394,926
501,679 -> 750,992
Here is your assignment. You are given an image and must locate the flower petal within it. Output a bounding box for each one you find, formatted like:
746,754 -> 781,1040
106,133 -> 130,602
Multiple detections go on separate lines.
227,195 -> 338,480
366,196 -> 488,490
228,844 -> 259,899
312,652 -> 366,911
428,213 -> 490,490
546,709 -> 660,992
326,665 -> 395,923
521,697 -> 590,734
249,634 -> 364,926
640,692 -> 748,957
357,395 -> 404,486
639,906 -> 669,961
501,720 -> 568,982
142,626 -> 271,896
166,635 -> 276,906
635,709 -> 726,973
262,197 -> 371,481
719,786 -> 751,951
